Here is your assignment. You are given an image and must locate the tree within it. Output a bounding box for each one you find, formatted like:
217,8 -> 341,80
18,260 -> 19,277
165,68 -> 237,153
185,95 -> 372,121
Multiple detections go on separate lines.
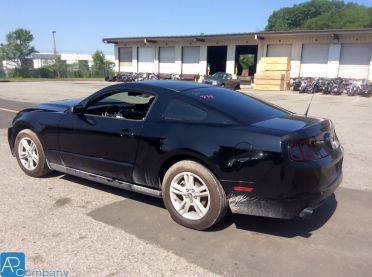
78,60 -> 90,78
91,50 -> 115,77
265,0 -> 372,31
0,29 -> 36,76
239,54 -> 255,76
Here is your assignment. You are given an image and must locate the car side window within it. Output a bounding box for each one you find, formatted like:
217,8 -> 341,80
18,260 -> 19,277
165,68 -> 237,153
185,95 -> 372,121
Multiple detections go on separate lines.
162,98 -> 236,124
162,99 -> 207,121
85,91 -> 155,120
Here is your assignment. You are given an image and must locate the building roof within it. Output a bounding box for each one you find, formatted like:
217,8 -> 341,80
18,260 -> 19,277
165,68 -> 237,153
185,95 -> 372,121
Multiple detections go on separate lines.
102,28 -> 372,44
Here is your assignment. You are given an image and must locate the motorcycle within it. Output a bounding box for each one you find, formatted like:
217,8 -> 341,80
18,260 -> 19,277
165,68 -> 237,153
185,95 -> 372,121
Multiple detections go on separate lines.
330,78 -> 343,95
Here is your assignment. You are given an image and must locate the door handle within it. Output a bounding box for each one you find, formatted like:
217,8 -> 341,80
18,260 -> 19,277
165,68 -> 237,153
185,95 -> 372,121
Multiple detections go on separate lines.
120,129 -> 135,138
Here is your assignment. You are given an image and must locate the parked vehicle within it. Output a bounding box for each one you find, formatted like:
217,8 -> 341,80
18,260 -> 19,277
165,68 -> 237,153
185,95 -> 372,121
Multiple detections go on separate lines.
322,79 -> 332,94
170,73 -> 181,80
299,78 -> 310,93
306,78 -> 321,94
329,78 -> 343,95
292,78 -> 302,91
347,79 -> 371,97
202,72 -> 240,90
8,81 -> 343,230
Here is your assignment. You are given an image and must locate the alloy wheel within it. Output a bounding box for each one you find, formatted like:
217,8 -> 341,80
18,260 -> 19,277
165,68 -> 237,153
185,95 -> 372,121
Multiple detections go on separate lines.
169,172 -> 210,220
18,137 -> 39,171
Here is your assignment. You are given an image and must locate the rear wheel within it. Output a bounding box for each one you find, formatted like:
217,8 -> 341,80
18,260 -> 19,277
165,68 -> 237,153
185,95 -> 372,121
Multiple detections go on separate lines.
162,160 -> 227,230
15,129 -> 51,177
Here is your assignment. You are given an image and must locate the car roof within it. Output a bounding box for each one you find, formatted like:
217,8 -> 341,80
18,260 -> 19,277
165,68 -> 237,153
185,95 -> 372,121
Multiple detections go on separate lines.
105,80 -> 211,93
141,80 -> 212,92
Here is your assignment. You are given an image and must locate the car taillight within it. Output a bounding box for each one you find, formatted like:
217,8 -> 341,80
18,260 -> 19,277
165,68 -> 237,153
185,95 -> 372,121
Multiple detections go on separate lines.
289,139 -> 323,161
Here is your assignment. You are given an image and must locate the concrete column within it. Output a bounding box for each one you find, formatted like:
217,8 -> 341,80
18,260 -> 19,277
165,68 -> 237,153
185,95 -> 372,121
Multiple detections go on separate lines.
327,43 -> 341,78
256,42 -> 266,74
369,49 -> 372,81
154,46 -> 159,73
199,45 -> 207,75
290,42 -> 302,78
114,45 -> 119,73
132,46 -> 138,73
226,44 -> 236,75
175,45 -> 182,74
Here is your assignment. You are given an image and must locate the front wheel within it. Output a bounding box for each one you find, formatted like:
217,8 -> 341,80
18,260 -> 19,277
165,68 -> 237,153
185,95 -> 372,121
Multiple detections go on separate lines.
15,129 -> 51,177
162,160 -> 227,230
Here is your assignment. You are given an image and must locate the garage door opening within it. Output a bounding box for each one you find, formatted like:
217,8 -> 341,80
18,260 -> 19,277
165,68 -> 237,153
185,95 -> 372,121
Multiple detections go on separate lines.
207,46 -> 227,75
235,45 -> 258,76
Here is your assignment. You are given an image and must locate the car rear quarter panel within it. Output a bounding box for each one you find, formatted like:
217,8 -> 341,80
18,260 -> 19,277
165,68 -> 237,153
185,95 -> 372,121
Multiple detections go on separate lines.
133,121 -> 284,190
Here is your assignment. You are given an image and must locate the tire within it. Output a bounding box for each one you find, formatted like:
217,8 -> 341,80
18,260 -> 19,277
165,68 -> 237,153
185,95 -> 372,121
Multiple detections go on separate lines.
162,160 -> 227,230
15,129 -> 51,177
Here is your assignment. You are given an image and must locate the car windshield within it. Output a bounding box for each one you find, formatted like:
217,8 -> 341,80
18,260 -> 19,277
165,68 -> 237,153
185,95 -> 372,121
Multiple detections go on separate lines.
212,72 -> 224,78
187,87 -> 290,124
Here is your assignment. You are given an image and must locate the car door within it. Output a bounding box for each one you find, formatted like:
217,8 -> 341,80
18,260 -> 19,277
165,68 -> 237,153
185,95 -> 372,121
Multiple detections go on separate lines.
58,89 -> 155,182
223,73 -> 234,88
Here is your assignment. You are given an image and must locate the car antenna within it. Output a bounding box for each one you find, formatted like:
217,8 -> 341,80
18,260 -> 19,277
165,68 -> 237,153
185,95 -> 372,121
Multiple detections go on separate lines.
304,93 -> 315,117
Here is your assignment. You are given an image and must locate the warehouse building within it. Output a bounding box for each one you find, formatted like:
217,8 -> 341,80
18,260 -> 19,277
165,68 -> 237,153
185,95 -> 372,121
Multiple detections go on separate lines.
103,28 -> 372,81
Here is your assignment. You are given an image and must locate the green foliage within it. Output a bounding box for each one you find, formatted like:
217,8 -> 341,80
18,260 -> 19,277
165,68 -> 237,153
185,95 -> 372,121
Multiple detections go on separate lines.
30,64 -> 55,78
0,28 -> 36,76
239,54 -> 255,69
91,50 -> 115,77
304,4 -> 372,29
78,60 -> 90,78
265,0 -> 372,31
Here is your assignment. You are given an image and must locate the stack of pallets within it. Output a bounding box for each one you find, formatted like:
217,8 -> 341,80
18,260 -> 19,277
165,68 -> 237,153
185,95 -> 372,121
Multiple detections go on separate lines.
254,57 -> 291,91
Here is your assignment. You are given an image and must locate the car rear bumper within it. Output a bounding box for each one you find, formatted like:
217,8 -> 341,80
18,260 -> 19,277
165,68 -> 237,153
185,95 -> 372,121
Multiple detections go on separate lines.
228,170 -> 342,219
228,170 -> 342,218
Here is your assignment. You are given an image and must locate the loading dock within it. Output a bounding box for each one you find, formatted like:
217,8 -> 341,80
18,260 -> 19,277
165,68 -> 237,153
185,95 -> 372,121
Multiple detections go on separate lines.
138,47 -> 155,73
182,46 -> 200,75
234,45 -> 258,77
207,46 -> 227,75
159,47 -> 176,74
338,43 -> 372,79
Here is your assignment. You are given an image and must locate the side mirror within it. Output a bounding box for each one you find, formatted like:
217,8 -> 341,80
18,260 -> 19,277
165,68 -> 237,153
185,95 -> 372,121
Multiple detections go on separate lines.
71,104 -> 85,114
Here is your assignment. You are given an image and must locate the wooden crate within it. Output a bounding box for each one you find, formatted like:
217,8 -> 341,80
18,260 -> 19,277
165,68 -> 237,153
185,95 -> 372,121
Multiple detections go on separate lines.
254,72 -> 286,80
254,84 -> 286,91
261,57 -> 290,65
255,79 -> 285,85
261,62 -> 290,71
254,57 -> 291,91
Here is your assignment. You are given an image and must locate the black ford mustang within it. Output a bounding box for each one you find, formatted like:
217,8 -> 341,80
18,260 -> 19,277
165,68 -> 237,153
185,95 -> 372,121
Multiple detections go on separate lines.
8,81 -> 343,230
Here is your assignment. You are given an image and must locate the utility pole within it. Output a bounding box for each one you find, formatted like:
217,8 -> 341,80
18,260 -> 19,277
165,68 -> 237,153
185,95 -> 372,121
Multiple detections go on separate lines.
52,31 -> 60,78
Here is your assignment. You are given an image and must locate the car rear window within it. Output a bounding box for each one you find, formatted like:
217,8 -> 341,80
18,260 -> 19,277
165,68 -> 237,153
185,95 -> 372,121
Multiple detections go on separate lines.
163,99 -> 207,121
186,87 -> 290,124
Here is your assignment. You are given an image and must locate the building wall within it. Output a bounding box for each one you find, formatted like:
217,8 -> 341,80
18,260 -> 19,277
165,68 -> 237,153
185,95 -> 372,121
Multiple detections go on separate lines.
114,32 -> 372,80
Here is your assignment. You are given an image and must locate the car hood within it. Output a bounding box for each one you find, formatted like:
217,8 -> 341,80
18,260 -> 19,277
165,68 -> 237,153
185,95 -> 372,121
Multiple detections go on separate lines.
31,98 -> 83,112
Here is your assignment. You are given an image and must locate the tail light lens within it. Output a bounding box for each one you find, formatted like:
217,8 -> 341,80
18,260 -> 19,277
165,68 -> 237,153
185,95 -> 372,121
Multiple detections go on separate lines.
289,139 -> 325,161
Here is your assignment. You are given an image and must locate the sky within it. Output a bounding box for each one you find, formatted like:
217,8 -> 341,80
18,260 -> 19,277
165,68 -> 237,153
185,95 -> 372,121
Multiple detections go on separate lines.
1,0 -> 371,55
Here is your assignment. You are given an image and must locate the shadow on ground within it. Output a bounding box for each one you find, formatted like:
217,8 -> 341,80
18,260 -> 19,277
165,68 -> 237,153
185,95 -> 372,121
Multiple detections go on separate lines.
61,174 -> 336,238
60,174 -> 372,277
